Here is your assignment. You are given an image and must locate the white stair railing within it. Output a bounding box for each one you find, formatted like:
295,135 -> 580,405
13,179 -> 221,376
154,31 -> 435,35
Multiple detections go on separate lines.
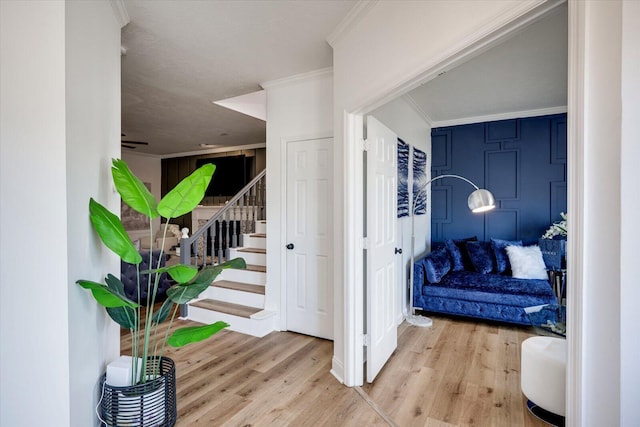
179,169 -> 266,269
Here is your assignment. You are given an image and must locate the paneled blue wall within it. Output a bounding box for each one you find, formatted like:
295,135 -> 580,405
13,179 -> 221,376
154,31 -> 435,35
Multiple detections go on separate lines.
431,114 -> 567,245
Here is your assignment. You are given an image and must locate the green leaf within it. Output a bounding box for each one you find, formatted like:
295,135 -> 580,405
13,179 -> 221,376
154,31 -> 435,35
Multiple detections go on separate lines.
103,274 -> 137,329
106,306 -> 137,329
151,299 -> 174,325
77,280 -> 139,308
111,159 -> 159,219
165,258 -> 246,304
154,264 -> 198,284
167,321 -> 229,347
216,257 -> 247,271
158,164 -> 215,219
166,270 -> 216,304
104,274 -> 128,298
89,199 -> 142,265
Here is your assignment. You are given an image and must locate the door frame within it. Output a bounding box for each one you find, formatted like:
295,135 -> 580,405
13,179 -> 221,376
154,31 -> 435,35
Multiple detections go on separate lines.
341,1 -> 578,398
279,132 -> 333,332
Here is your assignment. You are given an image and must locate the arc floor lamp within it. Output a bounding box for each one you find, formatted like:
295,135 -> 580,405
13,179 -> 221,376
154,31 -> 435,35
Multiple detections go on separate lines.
408,174 -> 496,327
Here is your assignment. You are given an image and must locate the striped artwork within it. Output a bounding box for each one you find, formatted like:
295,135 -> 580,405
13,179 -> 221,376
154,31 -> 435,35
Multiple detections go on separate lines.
397,139 -> 410,218
413,147 -> 427,215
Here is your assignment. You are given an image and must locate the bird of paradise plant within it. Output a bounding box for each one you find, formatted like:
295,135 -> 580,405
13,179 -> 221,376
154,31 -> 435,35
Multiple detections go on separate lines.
77,159 -> 244,384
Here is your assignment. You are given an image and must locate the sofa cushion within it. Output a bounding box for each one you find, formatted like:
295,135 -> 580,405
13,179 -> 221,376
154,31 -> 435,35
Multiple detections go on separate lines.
506,245 -> 548,280
466,241 -> 495,274
424,246 -> 451,283
444,236 -> 477,271
491,238 -> 523,274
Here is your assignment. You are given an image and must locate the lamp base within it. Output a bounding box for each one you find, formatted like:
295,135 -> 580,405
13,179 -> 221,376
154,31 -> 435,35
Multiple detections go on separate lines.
405,314 -> 433,327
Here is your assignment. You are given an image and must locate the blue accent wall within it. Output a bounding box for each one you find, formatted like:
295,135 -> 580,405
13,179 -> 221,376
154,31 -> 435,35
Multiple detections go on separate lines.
431,114 -> 567,245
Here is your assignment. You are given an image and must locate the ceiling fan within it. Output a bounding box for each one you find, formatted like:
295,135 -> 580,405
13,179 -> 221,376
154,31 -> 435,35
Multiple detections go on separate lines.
121,133 -> 149,150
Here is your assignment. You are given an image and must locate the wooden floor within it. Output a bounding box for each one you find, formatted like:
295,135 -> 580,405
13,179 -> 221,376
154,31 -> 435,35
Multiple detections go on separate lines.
121,314 -> 546,426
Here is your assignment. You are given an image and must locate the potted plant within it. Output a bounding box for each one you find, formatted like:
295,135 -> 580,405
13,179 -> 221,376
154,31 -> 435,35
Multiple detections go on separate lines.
77,159 -> 244,427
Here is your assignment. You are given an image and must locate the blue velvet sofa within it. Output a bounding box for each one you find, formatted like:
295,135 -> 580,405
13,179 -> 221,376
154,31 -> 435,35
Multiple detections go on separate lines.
412,238 -> 557,325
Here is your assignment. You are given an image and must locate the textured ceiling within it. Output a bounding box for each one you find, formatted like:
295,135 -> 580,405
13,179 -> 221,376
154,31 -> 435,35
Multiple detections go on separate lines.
121,1 -> 567,156
121,0 -> 356,155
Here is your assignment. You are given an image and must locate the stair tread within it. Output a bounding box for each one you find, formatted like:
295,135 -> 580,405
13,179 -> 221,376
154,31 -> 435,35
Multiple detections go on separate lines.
241,264 -> 266,273
212,280 -> 265,295
238,247 -> 266,254
249,233 -> 266,238
190,299 -> 261,318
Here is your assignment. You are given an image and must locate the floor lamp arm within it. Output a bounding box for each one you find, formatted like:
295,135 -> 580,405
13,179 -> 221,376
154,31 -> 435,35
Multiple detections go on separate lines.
407,174 -> 485,327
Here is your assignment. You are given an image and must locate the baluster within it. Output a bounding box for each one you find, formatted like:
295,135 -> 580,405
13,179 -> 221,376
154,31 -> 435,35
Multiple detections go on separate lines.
242,193 -> 248,246
231,203 -> 238,248
203,228 -> 209,268
224,209 -> 230,262
252,186 -> 257,231
256,178 -> 263,221
217,219 -> 223,265
261,176 -> 266,219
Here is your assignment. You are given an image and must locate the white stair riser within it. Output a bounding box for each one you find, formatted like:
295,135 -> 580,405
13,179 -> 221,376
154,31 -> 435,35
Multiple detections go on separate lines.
185,305 -> 277,338
243,234 -> 266,249
229,249 -> 265,266
218,269 -> 265,285
200,286 -> 264,309
255,221 -> 267,234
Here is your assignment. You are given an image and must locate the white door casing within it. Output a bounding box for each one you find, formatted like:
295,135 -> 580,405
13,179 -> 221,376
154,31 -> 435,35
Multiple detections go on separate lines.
366,116 -> 398,382
285,138 -> 334,340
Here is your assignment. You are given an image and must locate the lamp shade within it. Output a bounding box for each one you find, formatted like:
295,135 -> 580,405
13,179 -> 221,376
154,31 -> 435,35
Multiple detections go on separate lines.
467,189 -> 496,213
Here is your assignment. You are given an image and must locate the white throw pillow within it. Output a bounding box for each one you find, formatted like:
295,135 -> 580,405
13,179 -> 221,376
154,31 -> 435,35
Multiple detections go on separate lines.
505,245 -> 548,280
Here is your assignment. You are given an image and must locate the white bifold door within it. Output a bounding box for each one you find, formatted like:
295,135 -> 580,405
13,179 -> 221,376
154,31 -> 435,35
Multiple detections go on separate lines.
365,117 -> 399,382
285,137 -> 334,340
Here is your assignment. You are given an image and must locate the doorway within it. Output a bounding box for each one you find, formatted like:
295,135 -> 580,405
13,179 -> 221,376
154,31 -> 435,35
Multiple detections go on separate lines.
342,1 -> 571,391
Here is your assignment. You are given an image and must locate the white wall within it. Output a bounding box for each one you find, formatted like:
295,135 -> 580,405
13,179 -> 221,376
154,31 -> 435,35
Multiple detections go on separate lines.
122,151 -> 162,239
578,3 -> 623,425
620,2 -> 640,425
0,1 -> 123,426
263,69 -> 333,330
1,2 -> 71,425
370,97 -> 431,321
330,0 -> 542,386
66,2 -> 123,425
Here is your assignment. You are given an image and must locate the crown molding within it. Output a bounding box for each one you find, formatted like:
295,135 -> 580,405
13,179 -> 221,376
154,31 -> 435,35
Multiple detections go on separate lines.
109,0 -> 130,28
402,94 -> 433,127
261,67 -> 332,89
327,0 -> 379,47
430,106 -> 567,128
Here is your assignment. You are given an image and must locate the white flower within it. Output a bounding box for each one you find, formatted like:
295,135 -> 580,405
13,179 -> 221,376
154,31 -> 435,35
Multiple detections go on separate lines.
542,212 -> 567,239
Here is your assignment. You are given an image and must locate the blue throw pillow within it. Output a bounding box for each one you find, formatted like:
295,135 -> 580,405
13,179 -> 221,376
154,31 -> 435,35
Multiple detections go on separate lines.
466,241 -> 495,274
491,238 -> 523,274
444,236 -> 477,271
424,246 -> 452,283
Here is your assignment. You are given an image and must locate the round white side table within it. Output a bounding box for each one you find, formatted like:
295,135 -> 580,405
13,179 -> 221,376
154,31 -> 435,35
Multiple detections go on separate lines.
521,336 -> 566,420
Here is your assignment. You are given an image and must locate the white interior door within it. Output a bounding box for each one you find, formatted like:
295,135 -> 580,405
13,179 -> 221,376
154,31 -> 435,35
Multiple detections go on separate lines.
285,138 -> 333,340
366,117 -> 398,382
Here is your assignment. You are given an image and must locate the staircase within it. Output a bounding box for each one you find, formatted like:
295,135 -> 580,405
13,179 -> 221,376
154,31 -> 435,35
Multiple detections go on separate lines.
186,220 -> 277,337
178,170 -> 277,337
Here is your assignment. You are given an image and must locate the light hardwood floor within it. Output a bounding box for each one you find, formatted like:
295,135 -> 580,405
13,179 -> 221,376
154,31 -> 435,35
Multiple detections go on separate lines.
121,314 -> 546,426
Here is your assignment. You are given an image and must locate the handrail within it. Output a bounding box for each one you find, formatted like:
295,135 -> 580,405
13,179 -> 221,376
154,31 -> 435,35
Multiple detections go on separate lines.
190,169 -> 266,242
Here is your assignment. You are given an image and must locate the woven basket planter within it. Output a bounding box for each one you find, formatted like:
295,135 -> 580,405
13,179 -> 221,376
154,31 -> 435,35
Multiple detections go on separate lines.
100,356 -> 176,427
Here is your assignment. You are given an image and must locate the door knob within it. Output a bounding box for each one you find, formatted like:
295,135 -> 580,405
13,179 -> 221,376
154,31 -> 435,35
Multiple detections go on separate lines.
394,248 -> 402,254
286,243 -> 294,250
